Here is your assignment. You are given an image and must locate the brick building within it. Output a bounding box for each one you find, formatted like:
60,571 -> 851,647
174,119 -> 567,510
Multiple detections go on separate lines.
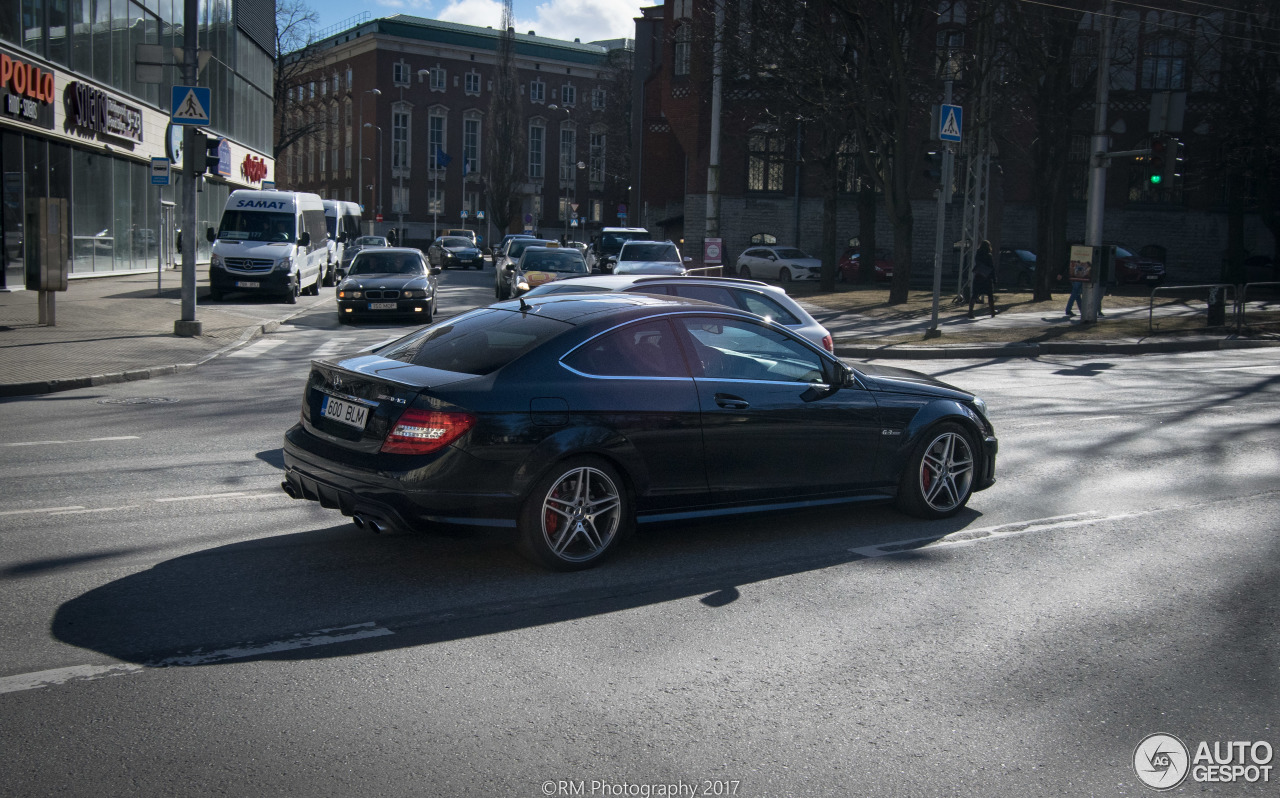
279,15 -> 633,248
633,0 -> 1277,282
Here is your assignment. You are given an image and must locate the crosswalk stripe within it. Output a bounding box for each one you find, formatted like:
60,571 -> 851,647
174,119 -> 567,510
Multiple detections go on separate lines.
227,338 -> 288,358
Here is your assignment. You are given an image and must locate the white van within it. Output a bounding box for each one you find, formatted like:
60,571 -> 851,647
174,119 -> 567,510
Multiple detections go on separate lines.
322,200 -> 363,286
206,190 -> 328,303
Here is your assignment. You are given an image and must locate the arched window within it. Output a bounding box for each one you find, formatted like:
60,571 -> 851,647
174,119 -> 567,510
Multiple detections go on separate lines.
674,24 -> 691,77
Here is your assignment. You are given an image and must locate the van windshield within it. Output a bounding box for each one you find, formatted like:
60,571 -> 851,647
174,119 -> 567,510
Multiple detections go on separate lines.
598,231 -> 649,255
218,211 -> 295,242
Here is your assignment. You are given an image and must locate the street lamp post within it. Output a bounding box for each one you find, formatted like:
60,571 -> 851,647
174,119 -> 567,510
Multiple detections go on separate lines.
548,104 -> 572,243
364,122 -> 383,226
358,88 -> 380,216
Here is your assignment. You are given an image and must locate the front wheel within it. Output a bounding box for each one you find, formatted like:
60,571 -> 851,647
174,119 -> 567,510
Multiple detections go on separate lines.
737,265 -> 751,279
896,422 -> 977,519
517,456 -> 630,571
778,267 -> 792,283
284,276 -> 300,304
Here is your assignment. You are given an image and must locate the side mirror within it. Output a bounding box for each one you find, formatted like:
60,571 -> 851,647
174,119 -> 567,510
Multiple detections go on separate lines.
431,266 -> 442,275
683,256 -> 693,263
505,263 -> 515,272
205,227 -> 215,243
298,231 -> 311,247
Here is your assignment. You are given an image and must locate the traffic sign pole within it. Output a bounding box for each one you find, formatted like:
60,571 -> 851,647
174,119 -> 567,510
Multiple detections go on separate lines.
175,0 -> 201,337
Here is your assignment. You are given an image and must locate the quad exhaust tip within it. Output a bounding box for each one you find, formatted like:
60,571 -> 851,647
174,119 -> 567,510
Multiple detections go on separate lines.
281,480 -> 299,499
352,514 -> 385,533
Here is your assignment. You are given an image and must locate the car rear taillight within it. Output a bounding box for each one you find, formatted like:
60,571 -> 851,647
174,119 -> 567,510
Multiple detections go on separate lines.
822,334 -> 834,353
381,409 -> 476,454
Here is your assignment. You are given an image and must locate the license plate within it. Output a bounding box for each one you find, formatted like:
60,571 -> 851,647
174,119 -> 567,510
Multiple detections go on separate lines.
368,302 -> 397,310
321,395 -> 369,430
235,281 -> 260,288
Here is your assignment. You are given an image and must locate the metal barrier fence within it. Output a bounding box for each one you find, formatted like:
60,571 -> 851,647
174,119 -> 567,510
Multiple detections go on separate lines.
1148,283 -> 1236,333
685,265 -> 726,277
1238,282 -> 1280,335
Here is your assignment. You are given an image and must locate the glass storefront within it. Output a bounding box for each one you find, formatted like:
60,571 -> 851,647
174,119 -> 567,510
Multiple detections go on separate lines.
0,131 -> 227,289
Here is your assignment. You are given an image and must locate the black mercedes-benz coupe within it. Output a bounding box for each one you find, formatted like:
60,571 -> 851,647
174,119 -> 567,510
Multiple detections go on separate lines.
283,294 -> 997,570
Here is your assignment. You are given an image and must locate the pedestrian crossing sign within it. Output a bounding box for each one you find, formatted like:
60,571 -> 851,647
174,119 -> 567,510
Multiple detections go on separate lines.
171,86 -> 211,126
939,104 -> 962,142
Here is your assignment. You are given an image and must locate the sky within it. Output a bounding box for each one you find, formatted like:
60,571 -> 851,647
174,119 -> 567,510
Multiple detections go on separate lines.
307,0 -> 650,45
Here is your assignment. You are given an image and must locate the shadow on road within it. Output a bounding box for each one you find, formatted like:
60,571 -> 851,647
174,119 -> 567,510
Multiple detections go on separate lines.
51,503 -> 978,666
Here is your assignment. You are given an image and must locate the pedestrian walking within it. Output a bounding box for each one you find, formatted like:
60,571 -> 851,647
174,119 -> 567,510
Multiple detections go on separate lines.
968,240 -> 997,318
1065,280 -> 1083,317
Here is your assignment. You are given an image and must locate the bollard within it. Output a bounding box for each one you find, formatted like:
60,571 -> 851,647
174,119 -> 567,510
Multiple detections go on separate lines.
1207,286 -> 1226,326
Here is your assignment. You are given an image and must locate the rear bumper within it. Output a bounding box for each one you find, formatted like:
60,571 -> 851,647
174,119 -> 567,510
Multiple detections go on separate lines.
282,424 -> 521,528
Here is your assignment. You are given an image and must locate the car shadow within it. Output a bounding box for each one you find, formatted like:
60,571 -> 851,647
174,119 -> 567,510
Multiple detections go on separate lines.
51,503 -> 977,667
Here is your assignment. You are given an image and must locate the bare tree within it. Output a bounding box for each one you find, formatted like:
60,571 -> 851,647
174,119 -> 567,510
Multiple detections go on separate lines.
274,0 -> 327,161
485,1 -> 525,237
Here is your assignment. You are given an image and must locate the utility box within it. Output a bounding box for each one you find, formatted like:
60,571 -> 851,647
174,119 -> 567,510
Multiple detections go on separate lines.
25,197 -> 69,292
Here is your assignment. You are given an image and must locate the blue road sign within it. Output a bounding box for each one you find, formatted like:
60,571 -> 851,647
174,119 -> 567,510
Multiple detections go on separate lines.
939,104 -> 963,142
171,86 -> 211,125
150,157 -> 170,186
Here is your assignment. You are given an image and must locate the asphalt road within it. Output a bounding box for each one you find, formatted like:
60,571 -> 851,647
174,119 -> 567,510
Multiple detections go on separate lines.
2,266 -> 1277,797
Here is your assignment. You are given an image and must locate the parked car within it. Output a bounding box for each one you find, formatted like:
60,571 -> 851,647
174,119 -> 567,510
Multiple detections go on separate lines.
282,294 -> 998,570
524,273 -> 834,352
338,235 -> 389,281
734,246 -> 821,282
613,241 -> 691,275
837,247 -> 893,283
494,238 -> 556,299
505,246 -> 589,295
336,248 -> 440,324
1111,245 -> 1166,285
997,248 -> 1037,289
427,235 -> 484,270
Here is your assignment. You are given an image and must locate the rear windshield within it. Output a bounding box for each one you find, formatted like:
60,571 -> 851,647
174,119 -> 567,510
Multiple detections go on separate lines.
379,308 -> 570,375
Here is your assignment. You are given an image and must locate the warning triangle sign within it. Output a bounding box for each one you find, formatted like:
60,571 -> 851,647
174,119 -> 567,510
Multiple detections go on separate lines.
175,89 -> 209,123
941,108 -> 961,139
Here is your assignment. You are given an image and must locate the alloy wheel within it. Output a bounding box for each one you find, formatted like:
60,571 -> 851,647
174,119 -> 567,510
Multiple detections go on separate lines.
916,431 -> 974,513
539,466 -> 622,564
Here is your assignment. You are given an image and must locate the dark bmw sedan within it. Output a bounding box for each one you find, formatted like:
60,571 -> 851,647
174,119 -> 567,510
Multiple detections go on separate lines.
283,294 -> 997,570
335,248 -> 441,323
427,236 -> 484,270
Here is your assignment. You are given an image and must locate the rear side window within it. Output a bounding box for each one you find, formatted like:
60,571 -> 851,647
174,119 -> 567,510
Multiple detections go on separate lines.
666,284 -> 735,307
736,291 -> 801,325
563,320 -> 687,378
379,308 -> 570,375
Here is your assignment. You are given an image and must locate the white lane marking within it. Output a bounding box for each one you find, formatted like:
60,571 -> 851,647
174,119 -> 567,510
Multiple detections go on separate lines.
153,492 -> 279,503
0,506 -> 86,516
310,337 -> 360,358
850,510 -> 1154,557
0,623 -> 394,695
4,436 -> 140,447
49,506 -> 138,516
227,338 -> 288,358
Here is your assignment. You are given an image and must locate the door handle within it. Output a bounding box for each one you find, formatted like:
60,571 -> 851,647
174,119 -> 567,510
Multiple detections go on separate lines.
714,393 -> 750,410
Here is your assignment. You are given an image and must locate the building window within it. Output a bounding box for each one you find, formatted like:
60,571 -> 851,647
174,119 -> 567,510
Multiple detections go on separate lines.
1141,36 -> 1188,90
346,68 -> 353,90
1071,35 -> 1098,89
430,67 -> 447,91
429,113 -> 447,167
532,195 -> 544,224
530,79 -> 546,103
592,88 -> 606,110
560,128 -> 577,182
394,61 -> 410,86
392,185 -> 409,215
463,117 -> 481,175
936,29 -> 964,80
331,73 -> 338,94
591,199 -> 602,223
429,186 -> 444,215
465,70 -> 482,95
589,133 -> 605,182
392,106 -> 411,172
747,130 -> 786,192
528,123 -> 545,179
674,24 -> 691,77
561,83 -> 576,106
309,81 -> 315,100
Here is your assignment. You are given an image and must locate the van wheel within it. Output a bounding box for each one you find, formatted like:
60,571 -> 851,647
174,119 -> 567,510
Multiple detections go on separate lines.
209,288 -> 223,301
285,277 -> 299,304
322,267 -> 334,288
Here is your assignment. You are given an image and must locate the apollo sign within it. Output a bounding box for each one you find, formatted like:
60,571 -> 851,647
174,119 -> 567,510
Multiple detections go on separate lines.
0,50 -> 55,129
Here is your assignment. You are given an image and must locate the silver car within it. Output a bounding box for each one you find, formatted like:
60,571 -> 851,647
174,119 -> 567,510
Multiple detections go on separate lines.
522,273 -> 834,352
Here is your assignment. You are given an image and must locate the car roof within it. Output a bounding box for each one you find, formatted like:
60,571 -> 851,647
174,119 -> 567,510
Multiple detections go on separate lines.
358,247 -> 422,255
491,291 -> 744,324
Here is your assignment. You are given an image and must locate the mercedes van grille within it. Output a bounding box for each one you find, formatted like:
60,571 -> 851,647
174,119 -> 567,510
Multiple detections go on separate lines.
224,258 -> 275,272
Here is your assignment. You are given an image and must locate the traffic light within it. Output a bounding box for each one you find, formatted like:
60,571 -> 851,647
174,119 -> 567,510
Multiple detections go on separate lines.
1149,136 -> 1167,185
191,131 -> 221,176
1163,138 -> 1182,186
923,151 -> 942,182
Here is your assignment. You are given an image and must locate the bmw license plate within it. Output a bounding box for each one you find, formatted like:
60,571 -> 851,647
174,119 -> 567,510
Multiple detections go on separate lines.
321,395 -> 369,430
235,281 -> 260,288
368,302 -> 397,310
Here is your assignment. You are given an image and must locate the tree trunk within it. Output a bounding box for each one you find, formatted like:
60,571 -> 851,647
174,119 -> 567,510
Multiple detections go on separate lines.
819,153 -> 840,292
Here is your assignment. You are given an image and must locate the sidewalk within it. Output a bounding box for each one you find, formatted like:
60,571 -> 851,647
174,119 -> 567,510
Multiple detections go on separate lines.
1,270 -> 1276,397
